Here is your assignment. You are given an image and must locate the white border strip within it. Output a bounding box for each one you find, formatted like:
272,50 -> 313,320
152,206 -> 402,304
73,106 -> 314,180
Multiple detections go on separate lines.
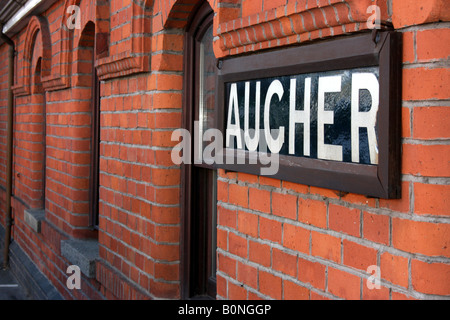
2,0 -> 42,34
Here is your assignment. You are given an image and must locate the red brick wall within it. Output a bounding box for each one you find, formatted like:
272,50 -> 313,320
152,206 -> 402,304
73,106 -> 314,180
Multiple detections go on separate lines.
214,0 -> 450,300
0,0 -> 448,300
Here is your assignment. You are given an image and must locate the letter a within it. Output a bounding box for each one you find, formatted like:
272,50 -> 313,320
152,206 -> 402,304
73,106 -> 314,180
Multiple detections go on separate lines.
226,83 -> 243,149
66,5 -> 81,30
66,265 -> 81,290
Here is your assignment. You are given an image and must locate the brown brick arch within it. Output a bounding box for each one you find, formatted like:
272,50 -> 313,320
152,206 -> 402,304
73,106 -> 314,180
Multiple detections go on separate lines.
43,0 -> 110,90
12,15 -> 51,97
95,0 -> 153,80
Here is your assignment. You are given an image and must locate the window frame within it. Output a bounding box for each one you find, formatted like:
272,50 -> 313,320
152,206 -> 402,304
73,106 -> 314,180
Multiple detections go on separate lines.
89,52 -> 101,228
180,1 -> 217,299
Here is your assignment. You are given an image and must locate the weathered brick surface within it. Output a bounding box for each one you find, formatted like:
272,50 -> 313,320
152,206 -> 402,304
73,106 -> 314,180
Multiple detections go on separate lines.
0,0 -> 448,300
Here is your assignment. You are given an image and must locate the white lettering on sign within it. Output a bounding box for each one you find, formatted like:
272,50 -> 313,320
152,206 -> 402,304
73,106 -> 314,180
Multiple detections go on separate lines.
226,83 -> 243,149
264,80 -> 285,154
244,81 -> 260,152
225,72 -> 380,165
318,75 -> 343,162
289,78 -> 311,156
352,73 -> 379,164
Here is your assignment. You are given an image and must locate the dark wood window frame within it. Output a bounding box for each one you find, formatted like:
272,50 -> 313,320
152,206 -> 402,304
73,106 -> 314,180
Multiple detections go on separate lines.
216,31 -> 402,199
89,51 -> 101,228
180,0 -> 217,299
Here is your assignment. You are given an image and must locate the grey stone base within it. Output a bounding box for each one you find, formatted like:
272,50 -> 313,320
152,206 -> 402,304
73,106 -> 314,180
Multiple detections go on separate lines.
0,224 -> 63,300
61,239 -> 99,278
24,208 -> 45,233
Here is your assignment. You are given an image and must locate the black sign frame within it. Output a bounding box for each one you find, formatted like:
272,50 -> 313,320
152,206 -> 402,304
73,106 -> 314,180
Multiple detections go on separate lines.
216,31 -> 402,199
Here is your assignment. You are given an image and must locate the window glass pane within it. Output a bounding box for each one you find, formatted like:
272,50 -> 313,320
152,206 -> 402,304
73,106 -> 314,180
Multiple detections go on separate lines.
198,25 -> 216,157
210,170 -> 217,279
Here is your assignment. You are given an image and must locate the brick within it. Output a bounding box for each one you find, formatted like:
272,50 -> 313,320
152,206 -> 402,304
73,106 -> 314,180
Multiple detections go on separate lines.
283,280 -> 309,300
151,168 -> 180,186
362,284 -> 390,300
249,187 -> 270,213
328,268 -> 361,300
259,216 -> 282,244
329,204 -> 361,237
242,0 -> 263,17
156,74 -> 183,91
229,183 -> 248,208
272,192 -> 297,220
392,0 -> 450,28
392,218 -> 450,257
237,172 -> 258,184
297,257 -> 326,291
416,28 -> 450,61
152,92 -> 182,109
402,107 -> 411,138
151,242 -> 179,261
152,53 -> 183,72
248,240 -> 271,267
218,206 -> 237,229
151,206 -> 179,224
154,263 -> 179,281
264,0 -> 286,11
379,181 -> 411,213
414,183 -> 450,216
282,181 -> 309,194
311,231 -> 341,263
259,176 -> 281,188
343,240 -> 377,272
298,198 -> 327,228
217,228 -> 227,250
310,185 -> 340,199
154,187 -> 179,205
152,131 -> 177,148
413,107 -> 450,140
217,275 -> 227,298
157,33 -> 184,52
259,270 -> 282,300
411,260 -> 450,295
283,223 -> 310,254
403,68 -> 450,101
218,253 -> 236,278
218,168 -> 237,180
340,192 -> 377,207
237,210 -> 258,237
228,232 -> 247,258
237,262 -> 258,289
402,144 -> 450,177
363,211 -> 390,245
153,112 -> 181,129
149,279 -> 179,299
272,248 -> 297,277
154,225 -> 179,243
228,281 -> 247,300
402,31 -> 415,63
217,180 -> 228,202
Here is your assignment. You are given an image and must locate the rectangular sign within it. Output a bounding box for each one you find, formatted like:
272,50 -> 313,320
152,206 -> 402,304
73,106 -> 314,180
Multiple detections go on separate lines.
217,31 -> 402,199
225,67 -> 380,165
